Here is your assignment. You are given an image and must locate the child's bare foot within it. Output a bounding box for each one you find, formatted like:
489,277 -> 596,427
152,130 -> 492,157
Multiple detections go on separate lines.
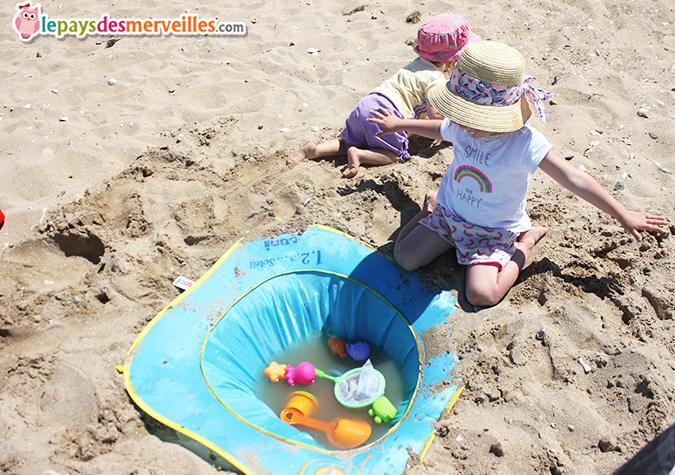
287,143 -> 317,165
517,226 -> 549,253
423,191 -> 437,213
343,148 -> 361,178
342,166 -> 359,178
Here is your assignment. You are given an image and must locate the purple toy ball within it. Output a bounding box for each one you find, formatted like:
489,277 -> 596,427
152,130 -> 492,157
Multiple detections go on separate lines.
285,361 -> 316,386
345,341 -> 370,361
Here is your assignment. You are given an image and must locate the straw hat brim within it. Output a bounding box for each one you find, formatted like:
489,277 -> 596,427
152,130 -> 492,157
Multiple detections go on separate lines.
428,79 -> 532,133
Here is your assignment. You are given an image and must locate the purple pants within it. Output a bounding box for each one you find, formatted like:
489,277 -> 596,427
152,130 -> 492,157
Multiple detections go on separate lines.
340,94 -> 410,161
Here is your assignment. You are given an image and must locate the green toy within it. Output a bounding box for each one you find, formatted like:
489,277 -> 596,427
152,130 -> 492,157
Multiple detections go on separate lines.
314,367 -> 385,409
368,396 -> 397,424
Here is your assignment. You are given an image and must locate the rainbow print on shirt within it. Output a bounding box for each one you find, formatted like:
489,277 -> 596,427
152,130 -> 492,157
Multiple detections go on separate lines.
453,165 -> 492,193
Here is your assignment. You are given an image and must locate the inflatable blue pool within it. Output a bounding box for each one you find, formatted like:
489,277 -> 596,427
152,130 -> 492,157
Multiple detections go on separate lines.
121,225 -> 462,474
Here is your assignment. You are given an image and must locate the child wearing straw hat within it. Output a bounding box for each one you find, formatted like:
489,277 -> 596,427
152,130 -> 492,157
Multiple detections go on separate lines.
286,13 -> 480,178
368,40 -> 669,307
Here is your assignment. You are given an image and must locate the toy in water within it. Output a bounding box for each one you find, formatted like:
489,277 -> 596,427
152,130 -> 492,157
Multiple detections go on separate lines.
265,359 -> 385,408
325,327 -> 369,360
368,396 -> 397,424
345,341 -> 370,361
328,337 -> 348,358
285,361 -> 316,385
326,327 -> 348,358
264,361 -> 316,386
280,392 -> 371,449
264,361 -> 287,383
315,360 -> 385,409
284,391 -> 318,416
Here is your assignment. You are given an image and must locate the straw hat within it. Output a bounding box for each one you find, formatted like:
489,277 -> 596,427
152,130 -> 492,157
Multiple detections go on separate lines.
428,41 -> 534,132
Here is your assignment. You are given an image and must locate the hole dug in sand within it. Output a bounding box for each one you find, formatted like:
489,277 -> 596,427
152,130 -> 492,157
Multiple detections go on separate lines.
51,231 -> 105,265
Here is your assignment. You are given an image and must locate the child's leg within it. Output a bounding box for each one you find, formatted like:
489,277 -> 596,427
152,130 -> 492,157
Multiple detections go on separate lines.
394,224 -> 453,271
287,139 -> 346,165
394,194 -> 451,271
343,146 -> 400,178
464,227 -> 549,307
395,191 -> 437,244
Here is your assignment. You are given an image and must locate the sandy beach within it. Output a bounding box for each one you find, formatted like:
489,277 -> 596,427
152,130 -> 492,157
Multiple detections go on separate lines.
1,0 -> 674,474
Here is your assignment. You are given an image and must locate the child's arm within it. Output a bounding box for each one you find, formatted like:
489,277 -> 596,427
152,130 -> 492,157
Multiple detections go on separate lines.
367,108 -> 444,141
538,150 -> 669,241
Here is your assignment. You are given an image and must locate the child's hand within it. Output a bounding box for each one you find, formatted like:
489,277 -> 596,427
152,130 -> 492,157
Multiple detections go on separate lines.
619,211 -> 669,241
367,108 -> 402,136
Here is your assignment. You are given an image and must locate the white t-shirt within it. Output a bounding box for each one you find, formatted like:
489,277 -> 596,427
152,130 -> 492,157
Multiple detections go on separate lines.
370,57 -> 447,120
437,120 -> 553,233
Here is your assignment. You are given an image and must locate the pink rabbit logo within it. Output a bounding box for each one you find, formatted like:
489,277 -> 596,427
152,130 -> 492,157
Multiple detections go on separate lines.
13,3 -> 41,41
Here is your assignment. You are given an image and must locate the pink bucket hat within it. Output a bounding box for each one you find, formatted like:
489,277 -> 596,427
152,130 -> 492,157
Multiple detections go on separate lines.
414,13 -> 481,62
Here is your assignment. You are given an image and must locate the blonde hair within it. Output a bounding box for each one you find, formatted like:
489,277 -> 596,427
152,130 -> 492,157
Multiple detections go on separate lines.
430,60 -> 457,76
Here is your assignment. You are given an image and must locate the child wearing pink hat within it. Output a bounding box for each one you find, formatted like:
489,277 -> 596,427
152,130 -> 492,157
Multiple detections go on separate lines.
287,13 -> 480,178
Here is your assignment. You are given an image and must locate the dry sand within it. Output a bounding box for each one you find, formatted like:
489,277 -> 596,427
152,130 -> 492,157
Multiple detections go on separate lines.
1,0 -> 674,474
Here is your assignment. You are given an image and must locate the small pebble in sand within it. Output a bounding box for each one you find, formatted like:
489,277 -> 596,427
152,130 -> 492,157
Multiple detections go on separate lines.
578,165 -> 586,172
637,108 -> 648,118
535,328 -> 547,340
24,104 -> 31,109
406,11 -> 421,23
649,132 -> 658,139
568,425 -> 575,432
258,124 -> 263,130
655,162 -> 672,174
108,78 -> 117,86
51,89 -> 58,94
311,126 -> 320,132
614,181 -> 625,191
564,155 -> 574,161
307,48 -> 319,54
59,117 -> 69,122
578,357 -> 592,373
73,296 -> 81,304
280,128 -> 290,133
489,442 -> 504,457
598,437 -> 620,453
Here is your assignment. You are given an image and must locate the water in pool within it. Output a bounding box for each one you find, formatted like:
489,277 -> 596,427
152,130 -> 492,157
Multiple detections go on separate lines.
253,330 -> 408,450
